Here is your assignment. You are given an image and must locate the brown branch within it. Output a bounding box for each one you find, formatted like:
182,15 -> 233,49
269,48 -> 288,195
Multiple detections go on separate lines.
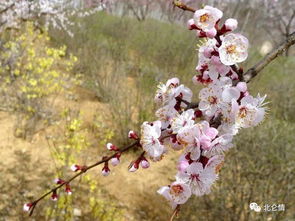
172,1 -> 196,13
28,140 -> 140,216
177,98 -> 198,111
243,31 -> 295,82
169,204 -> 181,221
185,102 -> 199,110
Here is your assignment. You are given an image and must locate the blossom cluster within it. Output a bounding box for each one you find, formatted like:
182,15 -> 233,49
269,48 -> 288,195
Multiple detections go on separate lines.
23,4 -> 268,215
144,6 -> 266,208
0,0 -> 103,36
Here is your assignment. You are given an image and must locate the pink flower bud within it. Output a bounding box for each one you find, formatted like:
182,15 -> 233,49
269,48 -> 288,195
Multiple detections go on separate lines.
225,18 -> 238,31
206,28 -> 217,38
128,161 -> 139,172
187,19 -> 197,30
71,164 -> 79,172
51,191 -> 58,201
54,178 -> 65,184
70,164 -> 86,172
102,163 -> 110,176
140,158 -> 150,169
128,130 -> 139,140
128,164 -> 138,172
23,203 -> 33,212
106,143 -> 119,151
236,82 -> 247,92
65,184 -> 72,195
111,157 -> 120,166
177,160 -> 189,173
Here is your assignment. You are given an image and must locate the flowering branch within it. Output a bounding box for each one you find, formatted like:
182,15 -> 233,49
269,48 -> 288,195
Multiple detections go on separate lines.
26,140 -> 140,216
25,2 -> 289,220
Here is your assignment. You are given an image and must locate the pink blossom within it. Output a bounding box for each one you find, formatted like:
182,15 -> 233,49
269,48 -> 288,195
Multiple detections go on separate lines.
221,87 -> 240,103
231,94 -> 267,129
204,134 -> 233,157
157,182 -> 192,208
140,121 -> 165,160
171,109 -> 195,134
176,162 -> 217,196
193,6 -> 223,35
199,84 -> 222,117
219,33 -> 249,65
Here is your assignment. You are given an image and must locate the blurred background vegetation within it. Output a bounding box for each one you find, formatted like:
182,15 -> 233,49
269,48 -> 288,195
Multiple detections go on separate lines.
0,1 -> 294,221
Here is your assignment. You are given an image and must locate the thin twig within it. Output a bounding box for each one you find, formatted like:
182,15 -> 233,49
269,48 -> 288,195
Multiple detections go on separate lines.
243,31 -> 295,82
185,102 -> 199,111
172,0 -> 196,13
169,204 -> 181,221
29,140 -> 140,216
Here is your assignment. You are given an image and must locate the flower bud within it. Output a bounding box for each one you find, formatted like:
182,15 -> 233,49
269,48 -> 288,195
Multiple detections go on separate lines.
225,18 -> 238,31
206,28 -> 217,38
128,161 -> 139,172
23,203 -> 33,212
128,130 -> 139,140
71,164 -> 79,172
65,184 -> 72,195
236,82 -> 247,93
54,178 -> 65,184
102,163 -> 110,176
111,153 -> 121,166
51,190 -> 58,201
106,143 -> 119,151
187,19 -> 197,30
140,158 -> 150,169
70,164 -> 85,172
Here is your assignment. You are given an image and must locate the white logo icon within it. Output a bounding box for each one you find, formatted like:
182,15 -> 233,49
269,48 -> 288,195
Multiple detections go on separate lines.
249,202 -> 261,212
